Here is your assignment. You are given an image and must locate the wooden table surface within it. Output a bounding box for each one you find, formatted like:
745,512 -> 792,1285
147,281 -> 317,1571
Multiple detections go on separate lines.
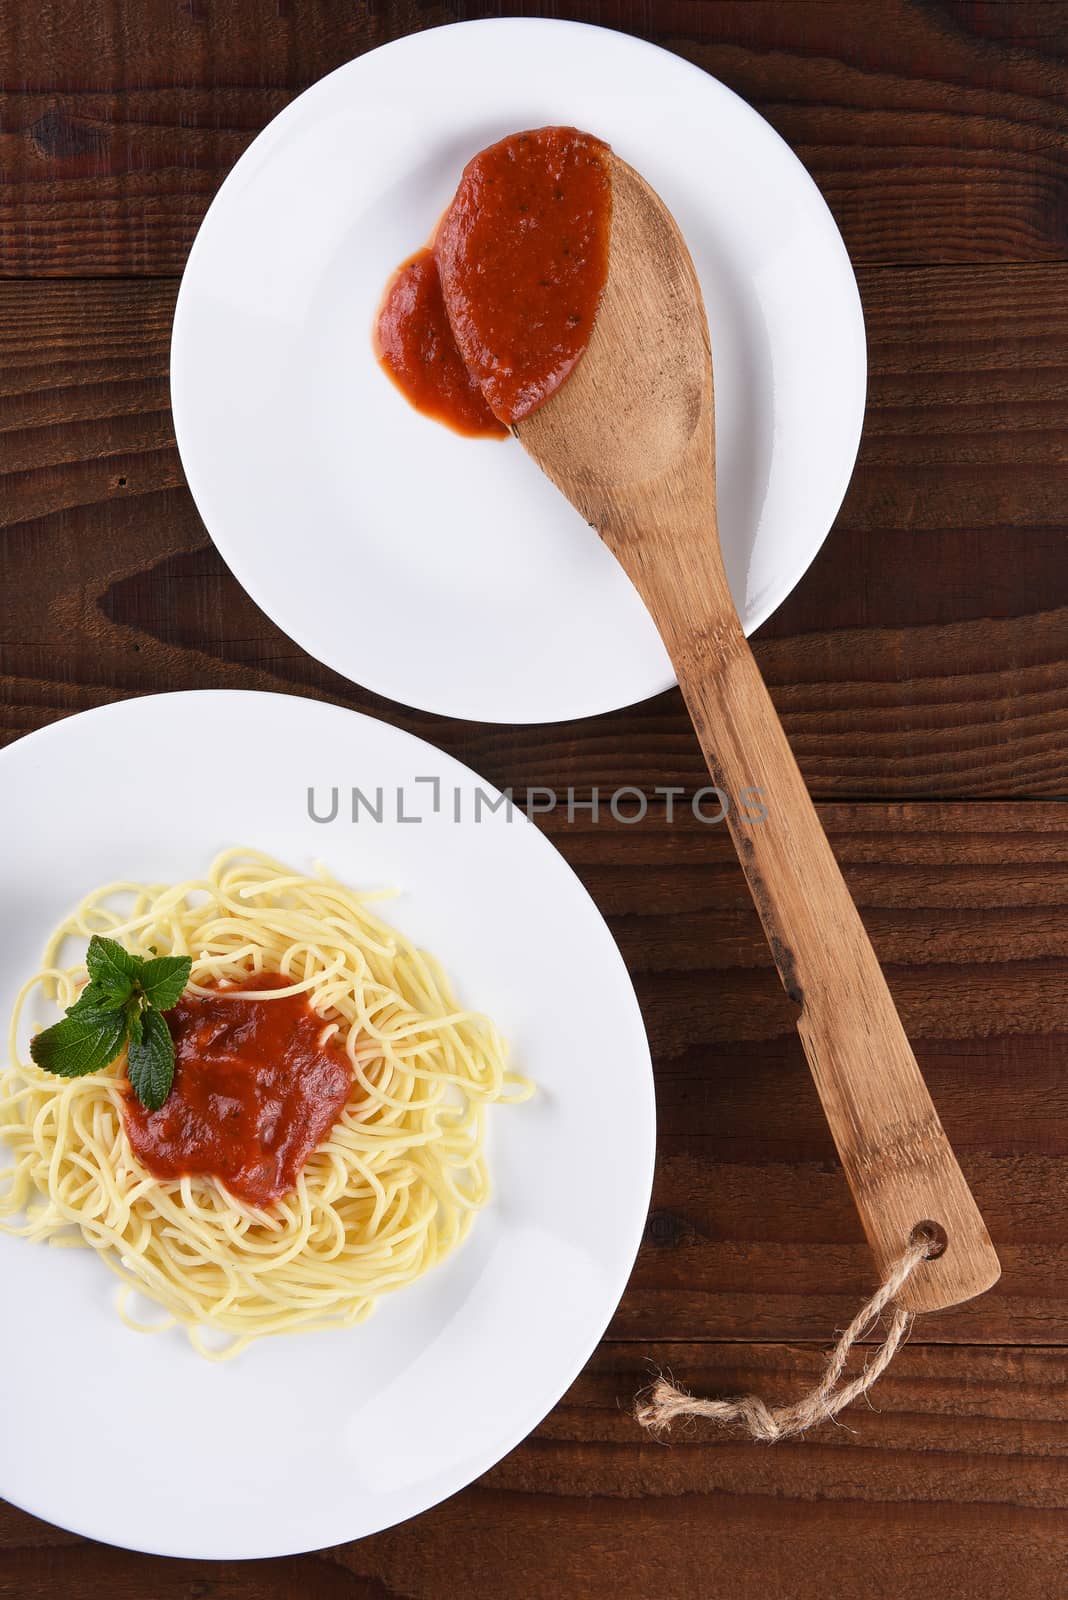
2,3 -> 1066,1596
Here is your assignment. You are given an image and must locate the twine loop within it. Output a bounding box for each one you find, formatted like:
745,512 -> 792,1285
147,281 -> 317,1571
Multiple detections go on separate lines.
636,1237 -> 928,1440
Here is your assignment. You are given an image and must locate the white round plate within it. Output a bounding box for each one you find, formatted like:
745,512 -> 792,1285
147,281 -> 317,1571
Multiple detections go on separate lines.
0,692 -> 654,1558
171,18 -> 866,725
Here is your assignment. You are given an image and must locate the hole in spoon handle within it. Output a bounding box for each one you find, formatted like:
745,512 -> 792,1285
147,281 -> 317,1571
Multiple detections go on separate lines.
910,1220 -> 948,1261
845,1146 -> 1000,1315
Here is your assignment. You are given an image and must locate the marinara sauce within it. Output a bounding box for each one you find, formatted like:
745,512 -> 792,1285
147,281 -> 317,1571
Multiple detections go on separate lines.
122,973 -> 354,1209
375,249 -> 507,438
375,127 -> 611,435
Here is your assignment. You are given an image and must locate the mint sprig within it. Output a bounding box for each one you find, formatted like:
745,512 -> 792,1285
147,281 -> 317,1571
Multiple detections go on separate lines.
29,935 -> 192,1111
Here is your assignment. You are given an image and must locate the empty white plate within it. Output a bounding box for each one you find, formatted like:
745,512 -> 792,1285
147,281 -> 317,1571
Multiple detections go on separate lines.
0,692 -> 654,1556
171,18 -> 866,722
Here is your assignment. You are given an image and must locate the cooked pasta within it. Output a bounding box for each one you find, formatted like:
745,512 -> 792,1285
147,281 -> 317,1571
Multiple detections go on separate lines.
0,848 -> 529,1359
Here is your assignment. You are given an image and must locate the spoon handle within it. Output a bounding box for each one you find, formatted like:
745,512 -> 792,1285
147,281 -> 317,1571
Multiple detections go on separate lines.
671,618 -> 1000,1313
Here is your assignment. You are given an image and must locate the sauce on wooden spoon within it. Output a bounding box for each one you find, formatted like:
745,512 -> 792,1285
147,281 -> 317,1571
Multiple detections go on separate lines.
375,127 -> 612,434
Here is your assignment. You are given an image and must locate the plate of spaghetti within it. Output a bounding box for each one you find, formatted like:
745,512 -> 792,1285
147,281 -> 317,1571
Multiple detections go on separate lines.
0,691 -> 653,1558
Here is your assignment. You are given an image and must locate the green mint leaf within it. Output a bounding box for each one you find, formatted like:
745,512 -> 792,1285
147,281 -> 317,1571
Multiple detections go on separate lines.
30,1007 -> 129,1078
84,936 -> 141,1005
126,1007 -> 175,1111
138,955 -> 192,1012
67,978 -> 123,1017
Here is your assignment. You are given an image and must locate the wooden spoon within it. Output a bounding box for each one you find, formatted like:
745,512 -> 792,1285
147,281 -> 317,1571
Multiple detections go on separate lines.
518,153 -> 1000,1315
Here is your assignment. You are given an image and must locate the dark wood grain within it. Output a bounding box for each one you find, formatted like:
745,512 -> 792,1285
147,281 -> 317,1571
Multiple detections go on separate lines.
1,1344 -> 1064,1599
2,0 -> 1068,274
2,2 -> 1067,1593
2,266 -> 1065,795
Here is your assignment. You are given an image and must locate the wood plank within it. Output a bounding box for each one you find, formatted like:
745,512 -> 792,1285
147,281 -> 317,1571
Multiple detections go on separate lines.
2,268 -> 1065,795
1,1344 -> 1065,1598
1,0 -> 1067,273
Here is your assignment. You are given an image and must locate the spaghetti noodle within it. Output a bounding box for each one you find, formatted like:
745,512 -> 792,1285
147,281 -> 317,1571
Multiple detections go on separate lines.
0,849 -> 528,1358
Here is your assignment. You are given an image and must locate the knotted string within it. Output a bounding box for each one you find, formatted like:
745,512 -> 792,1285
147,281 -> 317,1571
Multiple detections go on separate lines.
636,1237 -> 928,1441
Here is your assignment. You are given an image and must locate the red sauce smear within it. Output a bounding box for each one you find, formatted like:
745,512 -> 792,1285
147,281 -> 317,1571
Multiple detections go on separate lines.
374,127 -> 611,436
376,250 -> 506,438
122,973 -> 354,1209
